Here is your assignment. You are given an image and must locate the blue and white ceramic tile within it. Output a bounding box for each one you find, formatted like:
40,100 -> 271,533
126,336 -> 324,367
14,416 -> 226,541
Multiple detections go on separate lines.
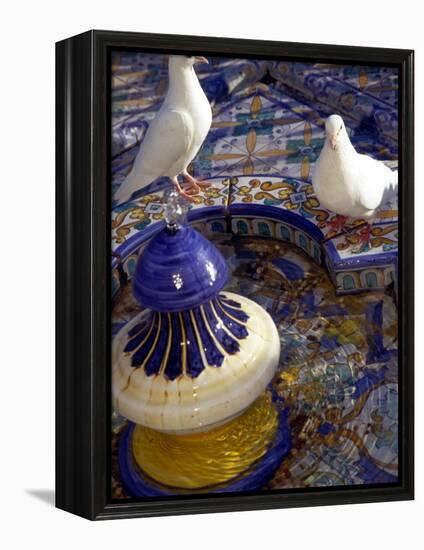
110,52 -> 399,497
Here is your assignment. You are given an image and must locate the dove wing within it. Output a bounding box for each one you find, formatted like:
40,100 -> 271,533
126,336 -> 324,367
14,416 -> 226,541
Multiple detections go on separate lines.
356,154 -> 393,211
130,108 -> 194,180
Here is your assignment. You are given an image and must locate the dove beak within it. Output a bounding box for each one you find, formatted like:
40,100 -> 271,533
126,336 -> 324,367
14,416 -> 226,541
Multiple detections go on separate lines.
194,56 -> 209,64
330,135 -> 337,150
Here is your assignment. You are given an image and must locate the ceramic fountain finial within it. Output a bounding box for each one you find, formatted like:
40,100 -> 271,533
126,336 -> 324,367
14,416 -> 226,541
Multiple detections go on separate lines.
113,208 -> 281,434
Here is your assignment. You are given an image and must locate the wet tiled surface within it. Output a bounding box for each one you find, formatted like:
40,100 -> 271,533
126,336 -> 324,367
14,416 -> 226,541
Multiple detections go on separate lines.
112,235 -> 398,496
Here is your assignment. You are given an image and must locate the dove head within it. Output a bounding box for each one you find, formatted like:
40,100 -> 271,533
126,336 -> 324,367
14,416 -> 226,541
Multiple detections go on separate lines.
325,114 -> 347,150
169,55 -> 209,69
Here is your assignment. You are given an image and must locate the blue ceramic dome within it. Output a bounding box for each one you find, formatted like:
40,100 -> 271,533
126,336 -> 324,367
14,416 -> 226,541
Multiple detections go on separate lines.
133,224 -> 229,312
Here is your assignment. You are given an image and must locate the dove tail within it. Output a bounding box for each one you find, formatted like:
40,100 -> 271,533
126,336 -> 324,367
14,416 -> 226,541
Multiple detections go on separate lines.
114,171 -> 152,205
382,169 -> 398,206
389,169 -> 398,199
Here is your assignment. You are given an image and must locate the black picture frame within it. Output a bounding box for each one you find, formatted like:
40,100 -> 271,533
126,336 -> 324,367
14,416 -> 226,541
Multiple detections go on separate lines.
56,29 -> 414,520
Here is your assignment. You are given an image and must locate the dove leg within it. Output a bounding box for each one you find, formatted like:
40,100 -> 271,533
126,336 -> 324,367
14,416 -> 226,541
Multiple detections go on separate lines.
171,176 -> 197,203
352,222 -> 373,253
182,169 -> 211,191
323,215 -> 349,241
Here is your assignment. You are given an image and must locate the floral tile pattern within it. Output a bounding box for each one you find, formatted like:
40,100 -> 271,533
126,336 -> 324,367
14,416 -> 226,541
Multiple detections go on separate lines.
111,53 -> 398,266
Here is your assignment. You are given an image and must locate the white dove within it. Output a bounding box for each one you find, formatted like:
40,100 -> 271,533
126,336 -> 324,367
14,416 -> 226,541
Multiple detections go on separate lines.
312,114 -> 398,249
115,55 -> 212,204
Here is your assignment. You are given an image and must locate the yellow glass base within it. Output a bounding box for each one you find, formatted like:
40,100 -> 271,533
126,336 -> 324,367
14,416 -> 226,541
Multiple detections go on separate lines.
132,392 -> 279,489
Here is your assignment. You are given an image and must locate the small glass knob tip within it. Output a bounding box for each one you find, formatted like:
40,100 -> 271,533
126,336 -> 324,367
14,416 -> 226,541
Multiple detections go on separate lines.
163,189 -> 189,231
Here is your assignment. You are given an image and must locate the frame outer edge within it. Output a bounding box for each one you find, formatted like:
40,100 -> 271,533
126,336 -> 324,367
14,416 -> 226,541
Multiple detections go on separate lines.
56,31 -> 97,520
56,30 -> 414,520
55,36 -> 67,515
399,49 -> 414,499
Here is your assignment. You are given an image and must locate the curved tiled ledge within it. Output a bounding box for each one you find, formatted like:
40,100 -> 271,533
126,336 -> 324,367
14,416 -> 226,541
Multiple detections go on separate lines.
112,191 -> 397,297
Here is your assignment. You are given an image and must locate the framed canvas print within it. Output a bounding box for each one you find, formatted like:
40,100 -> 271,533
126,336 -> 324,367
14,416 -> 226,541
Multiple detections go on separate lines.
56,30 -> 414,520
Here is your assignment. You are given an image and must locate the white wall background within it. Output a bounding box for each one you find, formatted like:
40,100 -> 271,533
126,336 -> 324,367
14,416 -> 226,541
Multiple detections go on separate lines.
1,1 -> 421,548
